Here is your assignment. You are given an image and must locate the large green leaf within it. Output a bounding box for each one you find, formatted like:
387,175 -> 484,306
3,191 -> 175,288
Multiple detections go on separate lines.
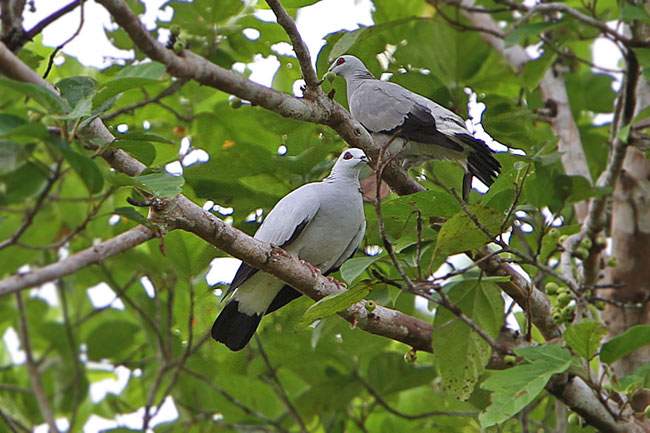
601,325 -> 650,364
564,321 -> 606,360
480,344 -> 573,427
86,320 -> 141,360
0,78 -> 70,114
297,283 -> 372,329
432,204 -> 502,270
433,280 -> 504,400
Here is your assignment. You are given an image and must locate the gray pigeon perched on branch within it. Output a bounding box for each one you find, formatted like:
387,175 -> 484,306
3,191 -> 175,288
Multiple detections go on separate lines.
327,55 -> 500,199
212,148 -> 368,351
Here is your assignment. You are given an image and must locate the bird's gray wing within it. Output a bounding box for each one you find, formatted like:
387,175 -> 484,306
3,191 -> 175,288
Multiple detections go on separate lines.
226,185 -> 321,296
350,81 -> 463,152
327,219 -> 367,274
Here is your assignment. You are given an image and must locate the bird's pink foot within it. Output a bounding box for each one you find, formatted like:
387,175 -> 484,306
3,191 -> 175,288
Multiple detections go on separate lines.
300,259 -> 321,277
326,276 -> 347,290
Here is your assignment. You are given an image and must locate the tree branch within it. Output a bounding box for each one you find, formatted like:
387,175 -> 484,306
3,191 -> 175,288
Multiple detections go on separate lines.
0,0 -> 26,50
25,1 -> 82,45
15,292 -> 60,433
265,0 -> 320,89
495,0 -> 648,48
0,225 -> 156,296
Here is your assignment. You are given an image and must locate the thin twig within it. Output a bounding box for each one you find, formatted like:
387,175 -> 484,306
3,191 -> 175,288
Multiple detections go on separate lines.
43,0 -> 85,79
0,407 -> 29,433
495,0 -> 649,47
15,292 -> 60,433
265,0 -> 320,89
355,372 -> 479,419
58,280 -> 84,430
256,336 -> 308,433
25,1 -> 82,45
101,80 -> 188,121
0,159 -> 63,250
15,187 -> 115,250
181,367 -> 289,433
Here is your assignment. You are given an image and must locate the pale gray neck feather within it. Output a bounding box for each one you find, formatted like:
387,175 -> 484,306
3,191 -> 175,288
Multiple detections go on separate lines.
324,167 -> 362,185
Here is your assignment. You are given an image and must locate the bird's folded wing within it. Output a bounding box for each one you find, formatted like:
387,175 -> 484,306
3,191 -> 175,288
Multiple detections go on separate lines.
226,186 -> 321,295
328,219 -> 367,274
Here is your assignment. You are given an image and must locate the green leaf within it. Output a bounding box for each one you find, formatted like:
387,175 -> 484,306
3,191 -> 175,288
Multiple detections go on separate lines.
135,172 -> 184,198
115,61 -> 167,79
86,320 -> 141,360
522,51 -> 557,91
256,0 -> 320,9
297,284 -> 372,329
621,3 -> 650,24
0,141 -> 23,175
432,204 -> 502,268
328,18 -> 417,61
0,161 -> 47,205
480,344 -> 573,427
56,76 -> 97,108
433,280 -> 504,400
52,139 -> 104,194
114,140 -> 157,166
504,21 -> 563,47
340,255 -> 383,284
164,231 -> 193,279
94,62 -> 166,106
564,321 -> 606,360
601,325 -> 650,364
113,206 -> 153,228
0,78 -> 70,114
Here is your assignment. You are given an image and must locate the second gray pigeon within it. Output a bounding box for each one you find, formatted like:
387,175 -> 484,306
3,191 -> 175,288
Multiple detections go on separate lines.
328,55 -> 501,199
212,148 -> 368,351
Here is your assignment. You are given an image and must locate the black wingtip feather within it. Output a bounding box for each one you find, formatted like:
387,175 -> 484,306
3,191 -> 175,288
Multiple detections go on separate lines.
211,301 -> 262,351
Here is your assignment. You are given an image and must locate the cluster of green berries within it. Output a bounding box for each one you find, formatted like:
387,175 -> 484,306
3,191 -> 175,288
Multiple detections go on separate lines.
170,25 -> 187,54
545,282 -> 575,324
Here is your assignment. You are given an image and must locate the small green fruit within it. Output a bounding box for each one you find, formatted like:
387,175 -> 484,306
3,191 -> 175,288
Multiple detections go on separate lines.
229,97 -> 242,109
595,300 -> 607,311
545,282 -> 559,295
548,228 -> 561,238
568,412 -> 579,425
323,71 -> 337,83
562,305 -> 575,321
173,40 -> 186,53
559,234 -> 569,244
607,256 -> 619,267
575,247 -> 589,260
580,237 -> 593,249
504,355 -> 516,366
365,300 -> 377,312
552,310 -> 562,323
404,349 -> 417,363
557,292 -> 572,308
171,25 -> 181,36
644,405 -> 650,418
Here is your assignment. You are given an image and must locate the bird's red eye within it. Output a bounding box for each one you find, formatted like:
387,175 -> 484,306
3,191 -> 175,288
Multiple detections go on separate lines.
343,151 -> 353,160
336,57 -> 345,66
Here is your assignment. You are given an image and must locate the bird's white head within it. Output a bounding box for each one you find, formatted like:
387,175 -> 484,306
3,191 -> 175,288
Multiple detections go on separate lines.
328,55 -> 374,80
328,148 -> 369,180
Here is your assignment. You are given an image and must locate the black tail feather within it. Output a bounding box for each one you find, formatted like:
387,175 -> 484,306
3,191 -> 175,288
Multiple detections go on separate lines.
456,134 -> 501,188
266,285 -> 302,314
462,173 -> 473,201
211,300 -> 262,351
